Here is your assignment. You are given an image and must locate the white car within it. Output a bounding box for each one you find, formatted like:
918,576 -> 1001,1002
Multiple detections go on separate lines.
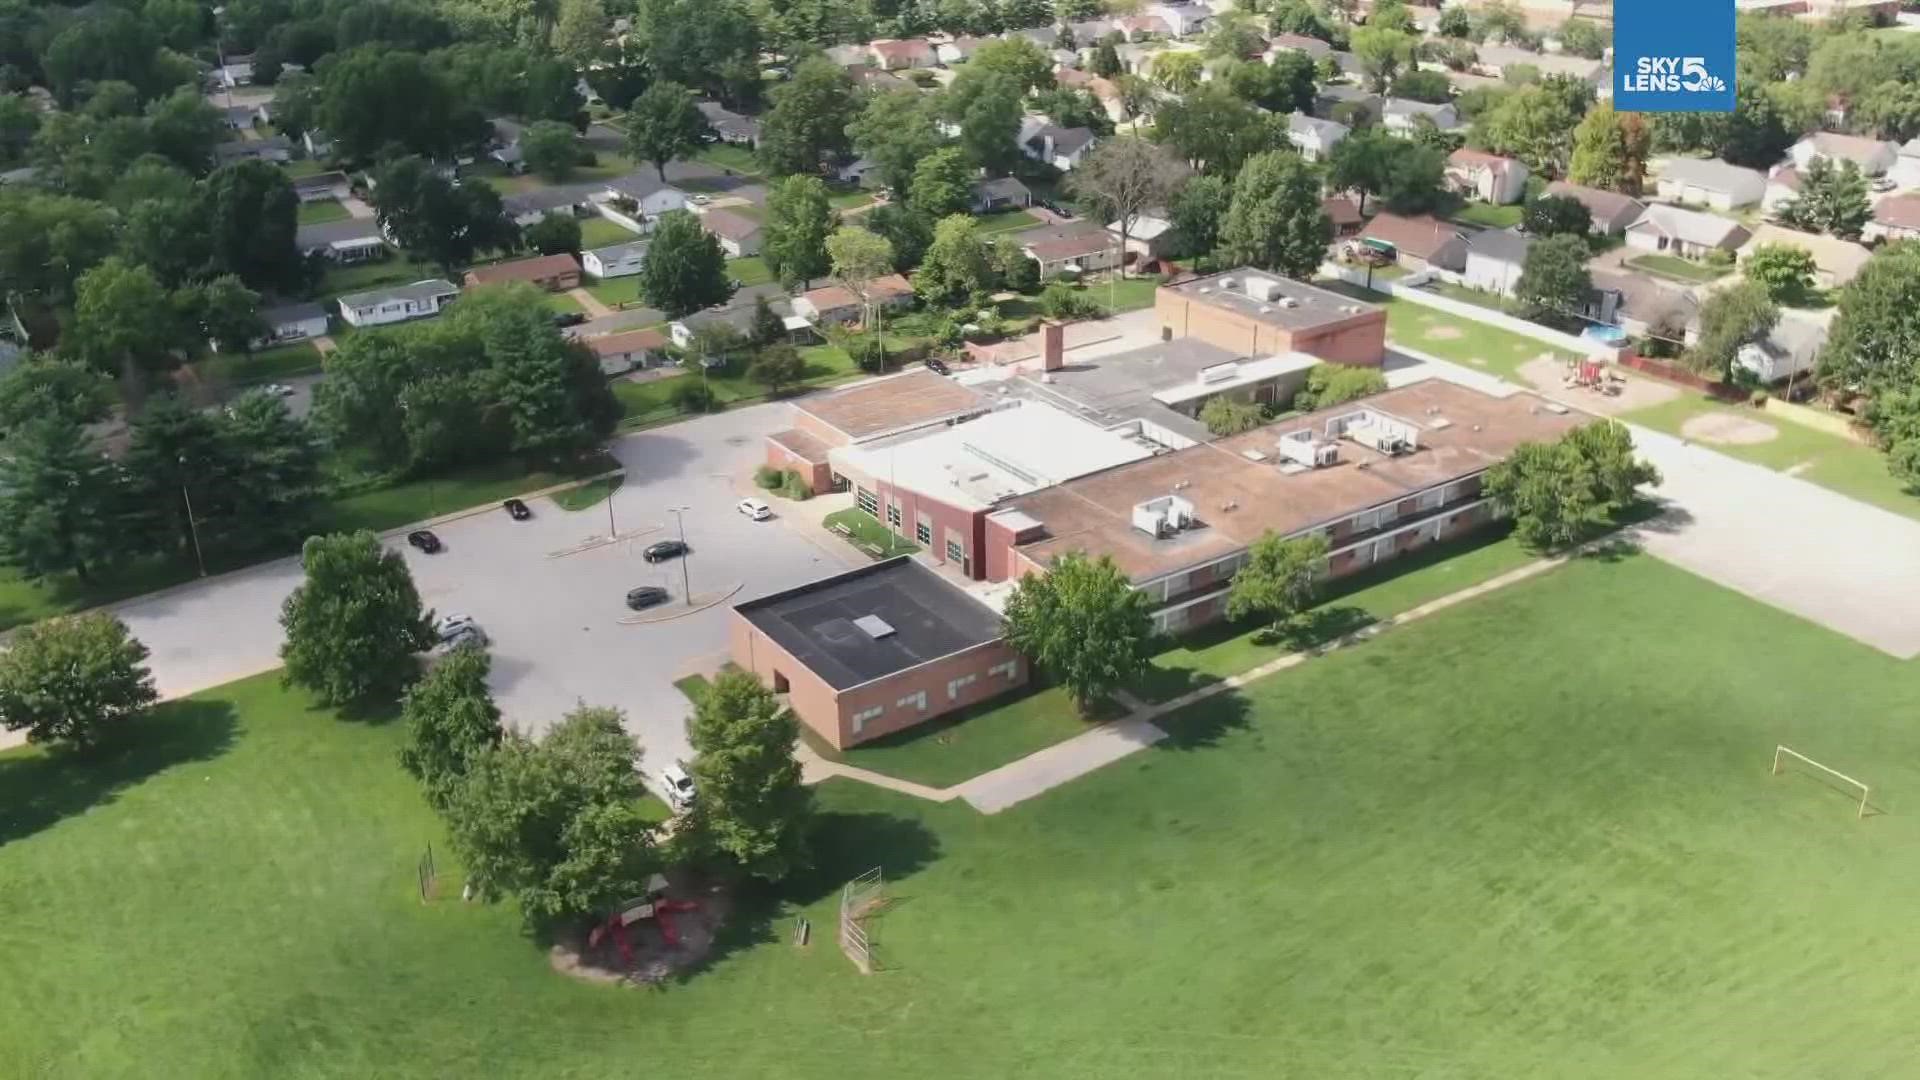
264,382 -> 296,397
433,614 -> 487,650
689,193 -> 711,206
658,764 -> 696,811
737,497 -> 772,521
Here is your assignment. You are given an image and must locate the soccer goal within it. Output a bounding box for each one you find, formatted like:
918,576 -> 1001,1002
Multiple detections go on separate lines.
1772,746 -> 1872,819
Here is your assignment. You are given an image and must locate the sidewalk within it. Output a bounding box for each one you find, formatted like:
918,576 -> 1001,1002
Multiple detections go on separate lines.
569,288 -> 614,319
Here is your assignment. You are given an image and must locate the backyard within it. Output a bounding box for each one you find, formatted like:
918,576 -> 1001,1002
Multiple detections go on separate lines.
195,341 -> 325,386
1626,253 -> 1730,284
1320,281 -> 1579,379
7,555 -> 1920,1076
613,344 -> 861,426
296,198 -> 351,225
578,216 -> 642,249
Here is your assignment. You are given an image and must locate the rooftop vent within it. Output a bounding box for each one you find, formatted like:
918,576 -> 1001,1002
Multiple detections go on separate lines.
1279,297 -> 1301,309
853,615 -> 896,639
1240,448 -> 1268,462
1245,277 -> 1280,302
1218,277 -> 1238,291
1429,417 -> 1453,430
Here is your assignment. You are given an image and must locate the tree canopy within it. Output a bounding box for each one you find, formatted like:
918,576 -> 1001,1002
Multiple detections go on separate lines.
280,531 -> 438,706
636,210 -> 736,318
1002,551 -> 1154,713
0,613 -> 158,750
686,670 -> 813,881
1221,151 -> 1330,279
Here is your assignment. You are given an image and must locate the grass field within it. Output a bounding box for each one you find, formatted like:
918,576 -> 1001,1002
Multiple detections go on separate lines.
196,341 -> 325,385
727,255 -> 773,286
317,456 -> 617,536
1321,281 -> 1579,380
1449,201 -> 1524,229
584,275 -> 644,309
550,473 -> 623,511
578,216 -> 642,249
1626,395 -> 1920,521
693,144 -> 760,174
613,345 -> 859,426
823,507 -> 920,559
973,208 -> 1041,234
315,256 -> 442,300
545,290 -> 587,317
1626,253 -> 1730,283
296,198 -> 351,225
8,555 -> 1920,1076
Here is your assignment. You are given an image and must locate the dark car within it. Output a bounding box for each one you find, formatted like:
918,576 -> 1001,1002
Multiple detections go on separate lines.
924,356 -> 951,376
625,586 -> 670,610
503,498 -> 531,520
551,311 -> 586,328
643,539 -> 689,563
407,529 -> 442,553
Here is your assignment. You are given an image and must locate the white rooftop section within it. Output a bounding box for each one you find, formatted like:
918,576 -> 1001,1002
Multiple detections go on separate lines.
831,400 -> 1153,511
1150,352 -> 1320,408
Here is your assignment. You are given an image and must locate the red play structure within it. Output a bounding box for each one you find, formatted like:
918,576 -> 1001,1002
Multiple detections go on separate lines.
586,875 -> 701,965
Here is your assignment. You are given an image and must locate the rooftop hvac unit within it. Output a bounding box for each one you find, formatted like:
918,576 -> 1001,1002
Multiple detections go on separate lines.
1245,277 -> 1279,302
1429,417 -> 1453,430
1279,297 -> 1301,309
1131,493 -> 1196,538
1311,442 -> 1339,467
1241,448 -> 1268,462
1218,277 -> 1237,291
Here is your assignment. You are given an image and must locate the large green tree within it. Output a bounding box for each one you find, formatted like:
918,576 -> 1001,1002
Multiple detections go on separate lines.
1066,138 -> 1188,274
1778,158 -> 1870,240
1153,85 -> 1274,176
847,91 -> 948,195
1689,281 -> 1779,382
1820,242 -> 1920,404
1567,102 -> 1650,195
279,531 -> 438,706
761,175 -> 836,290
1514,234 -> 1592,328
1484,422 -> 1659,550
0,416 -> 125,583
0,613 -> 158,751
399,643 -> 502,809
1741,243 -> 1818,304
202,160 -> 303,293
1220,151 -> 1331,279
370,155 -> 519,273
624,81 -> 709,182
914,214 -> 995,306
949,71 -> 1025,176
1350,27 -> 1415,91
1475,83 -> 1580,176
1169,174 -> 1232,260
636,209 -> 735,317
686,670 -> 812,881
143,87 -> 225,175
67,257 -> 180,378
1225,532 -> 1329,630
0,189 -> 119,304
909,146 -> 977,220
757,56 -> 857,176
315,46 -> 482,161
1002,551 -> 1154,714
520,120 -> 580,181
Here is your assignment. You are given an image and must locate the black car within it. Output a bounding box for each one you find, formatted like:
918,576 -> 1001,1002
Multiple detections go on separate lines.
551,311 -> 586,328
407,529 -> 442,553
625,586 -> 670,610
643,539 -> 689,563
503,498 -> 531,520
924,356 -> 951,376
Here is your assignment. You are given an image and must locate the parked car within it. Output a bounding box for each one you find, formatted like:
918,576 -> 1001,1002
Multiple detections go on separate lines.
503,498 -> 531,520
432,613 -> 486,652
1872,175 -> 1897,193
407,529 -> 442,553
658,764 -> 696,811
737,497 -> 771,521
551,311 -> 586,328
263,382 -> 295,397
924,356 -> 951,376
625,585 -> 670,610
689,193 -> 711,206
643,539 -> 689,562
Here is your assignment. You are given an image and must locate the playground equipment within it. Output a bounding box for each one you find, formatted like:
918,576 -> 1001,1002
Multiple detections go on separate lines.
586,874 -> 703,965
1564,356 -> 1624,396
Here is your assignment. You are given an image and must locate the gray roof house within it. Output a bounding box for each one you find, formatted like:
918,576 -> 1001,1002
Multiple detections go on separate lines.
296,217 -> 382,255
1624,204 -> 1751,258
1461,229 -> 1535,297
1382,98 -> 1460,134
336,279 -> 460,328
1588,269 -> 1700,342
1543,181 -> 1646,235
215,135 -> 293,165
1285,112 -> 1348,161
1653,157 -> 1767,210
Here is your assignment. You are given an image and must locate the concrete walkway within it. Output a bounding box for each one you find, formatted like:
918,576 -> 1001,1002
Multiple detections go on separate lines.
569,288 -> 614,319
798,551 -> 1577,814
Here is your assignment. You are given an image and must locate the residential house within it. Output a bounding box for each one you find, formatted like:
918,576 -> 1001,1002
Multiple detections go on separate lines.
1023,226 -> 1121,277
1005,26 -> 1060,49
251,102 -> 274,127
671,299 -> 805,349
1147,1 -> 1215,37
1624,204 -> 1751,258
1054,66 -> 1129,122
701,208 -> 763,257
221,104 -> 256,131
582,240 -> 650,279
297,218 -> 383,260
1286,112 -> 1348,162
465,253 -> 583,292
825,43 -> 870,67
1446,148 -> 1530,205
1065,19 -> 1115,44
937,36 -> 991,65
1323,196 -> 1363,237
1865,193 -> 1920,243
1762,166 -> 1802,215
248,301 -> 330,349
215,136 -> 292,165
594,172 -> 692,232
1461,229 -> 1534,297
217,60 -> 254,88
1317,85 -> 1383,124
1357,213 -> 1469,273
1787,131 -> 1899,177
1543,181 -> 1645,234
1737,224 -> 1870,289
1470,44 -> 1604,82
869,38 -> 937,70
1735,315 -> 1827,384
489,118 -> 526,172
337,279 -> 460,328
1653,157 -> 1766,210
1112,14 -> 1174,40
1587,269 -> 1700,344
1109,213 -> 1176,260
584,327 -> 670,375
973,176 -> 1033,213
1382,98 -> 1461,137
837,158 -> 882,186
291,171 -> 351,203
847,67 -> 914,93
1266,32 -> 1332,60
503,184 -> 598,227
1892,137 -> 1920,190
696,101 -> 762,147
302,130 -> 333,158
1020,120 -> 1098,171
792,275 -> 915,324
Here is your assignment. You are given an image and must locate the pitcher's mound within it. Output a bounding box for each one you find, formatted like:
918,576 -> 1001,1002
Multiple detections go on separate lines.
1682,412 -> 1778,445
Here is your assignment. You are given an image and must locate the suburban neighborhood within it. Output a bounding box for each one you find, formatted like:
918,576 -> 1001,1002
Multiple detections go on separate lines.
4,0 -> 1920,1075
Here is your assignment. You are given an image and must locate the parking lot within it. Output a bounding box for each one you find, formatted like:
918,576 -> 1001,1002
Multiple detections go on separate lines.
106,401 -> 861,771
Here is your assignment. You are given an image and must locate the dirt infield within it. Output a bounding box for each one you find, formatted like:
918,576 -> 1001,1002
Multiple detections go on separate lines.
1681,411 -> 1779,445
1516,358 -> 1679,416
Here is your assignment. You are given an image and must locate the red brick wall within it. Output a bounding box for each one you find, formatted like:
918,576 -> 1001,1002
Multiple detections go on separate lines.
865,477 -> 986,579
833,642 -> 1028,747
1157,291 -> 1388,366
1289,312 -> 1388,367
790,408 -> 854,450
729,614 -> 846,748
764,441 -> 833,494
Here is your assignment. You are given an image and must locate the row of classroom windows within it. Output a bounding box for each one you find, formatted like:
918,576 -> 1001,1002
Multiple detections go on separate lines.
847,659 -> 1021,736
855,487 -> 969,573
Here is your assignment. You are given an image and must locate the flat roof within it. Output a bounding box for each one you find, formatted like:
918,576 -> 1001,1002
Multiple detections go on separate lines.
1163,269 -> 1381,332
832,399 -> 1155,512
792,370 -> 993,442
1003,381 -> 1585,583
1151,352 -> 1320,408
1005,337 -> 1246,445
735,556 -> 1004,691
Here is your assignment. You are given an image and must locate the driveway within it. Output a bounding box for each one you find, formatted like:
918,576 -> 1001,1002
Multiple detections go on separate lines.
98,403 -> 863,769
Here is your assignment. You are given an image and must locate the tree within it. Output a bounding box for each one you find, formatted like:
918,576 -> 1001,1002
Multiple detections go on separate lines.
1819,242 -> 1920,402
743,294 -> 781,348
915,214 -> 995,305
637,210 -> 735,317
1169,174 -> 1232,259
747,342 -> 806,396
950,71 -> 1025,175
0,360 -> 115,433
864,204 -> 934,271
1351,27 -> 1415,92
279,531 -> 437,706
1199,395 -> 1265,436
1392,69 -> 1454,105
1568,102 -> 1651,195
1742,243 -> 1818,304
315,46 -> 479,161
624,81 -> 709,182
369,156 -> 519,274
1485,422 -> 1659,549
1557,17 -> 1607,59
1068,139 -> 1189,274
1689,281 -> 1779,382
399,643 -> 501,808
68,257 -> 179,378
0,92 -> 41,166
1328,127 -> 1444,215
202,160 -> 303,293
1779,158 -> 1871,240
969,37 -> 1056,92
525,213 -> 583,256
1514,235 -> 1592,327
1521,194 -> 1592,238
1153,85 -> 1274,176
1224,532 -> 1328,629
144,87 -> 225,175
827,226 -> 897,327
1206,9 -> 1269,59
445,704 -> 662,926
184,274 -> 265,357
909,146 -> 976,219
0,613 -> 157,751
1220,151 -> 1331,279
1438,5 -> 1474,37
848,91 -> 947,194
436,287 -> 619,463
1292,363 -> 1388,410
1475,83 -> 1579,176
1091,41 -> 1122,78
1001,551 -> 1154,714
757,57 -> 856,176
1153,51 -> 1203,94
552,0 -> 607,64
218,391 -> 324,549
0,417 -> 124,583
685,670 -> 812,880
760,177 -> 834,291
520,120 -> 579,181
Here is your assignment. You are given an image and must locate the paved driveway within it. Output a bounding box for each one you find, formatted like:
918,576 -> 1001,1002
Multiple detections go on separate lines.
103,403 -> 861,770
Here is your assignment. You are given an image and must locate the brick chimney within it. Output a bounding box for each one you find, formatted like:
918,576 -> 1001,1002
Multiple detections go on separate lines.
1040,320 -> 1065,372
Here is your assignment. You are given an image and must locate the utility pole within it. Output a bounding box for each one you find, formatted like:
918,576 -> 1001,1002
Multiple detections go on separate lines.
178,455 -> 206,577
668,505 -> 692,605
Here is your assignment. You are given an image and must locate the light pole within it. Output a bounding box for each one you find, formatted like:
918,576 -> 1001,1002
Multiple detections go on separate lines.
605,483 -> 617,539
668,505 -> 692,605
178,455 -> 206,578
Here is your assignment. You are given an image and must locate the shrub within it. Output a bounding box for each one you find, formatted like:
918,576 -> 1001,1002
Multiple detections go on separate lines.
754,464 -> 783,489
1038,283 -> 1106,320
671,379 -> 718,413
1292,364 -> 1389,411
780,470 -> 813,501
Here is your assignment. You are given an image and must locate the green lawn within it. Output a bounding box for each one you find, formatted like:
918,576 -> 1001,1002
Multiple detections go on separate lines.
693,143 -> 761,174
545,290 -> 587,316
577,216 -> 642,249
727,255 -> 773,286
1320,281 -> 1579,380
470,154 -> 642,195
296,198 -> 351,225
829,189 -> 875,210
973,208 -> 1042,234
280,158 -> 331,179
1449,201 -> 1525,229
802,682 -> 1126,788
1430,280 -> 1511,314
316,455 -> 618,536
1626,253 -> 1731,284
11,555 -> 1920,1075
584,275 -> 644,309
823,507 -> 920,559
315,256 -> 442,300
614,345 -> 860,427
550,474 -> 623,511
1626,395 -> 1920,521
1100,275 -> 1160,312
1134,525 -> 1536,702
196,341 -> 325,385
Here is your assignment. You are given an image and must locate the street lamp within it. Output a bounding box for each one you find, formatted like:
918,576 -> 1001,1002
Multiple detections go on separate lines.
667,505 -> 692,605
178,455 -> 206,578
605,482 -> 618,539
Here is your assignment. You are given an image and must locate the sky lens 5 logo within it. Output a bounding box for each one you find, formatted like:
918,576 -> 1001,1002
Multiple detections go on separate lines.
1614,0 -> 1736,113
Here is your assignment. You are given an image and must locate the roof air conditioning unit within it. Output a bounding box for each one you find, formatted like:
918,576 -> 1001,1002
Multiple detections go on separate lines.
1313,442 -> 1339,467
1279,297 -> 1301,309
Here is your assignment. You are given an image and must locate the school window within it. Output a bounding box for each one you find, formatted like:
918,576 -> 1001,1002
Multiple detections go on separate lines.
886,501 -> 902,528
1417,487 -> 1444,511
896,691 -> 927,712
947,673 -> 978,700
856,487 -> 878,516
915,518 -> 932,545
946,537 -> 967,571
851,704 -> 884,734
989,660 -> 1018,680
